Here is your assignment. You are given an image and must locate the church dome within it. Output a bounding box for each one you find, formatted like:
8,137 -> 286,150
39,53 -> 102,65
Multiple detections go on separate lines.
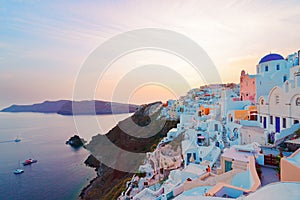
259,53 -> 284,64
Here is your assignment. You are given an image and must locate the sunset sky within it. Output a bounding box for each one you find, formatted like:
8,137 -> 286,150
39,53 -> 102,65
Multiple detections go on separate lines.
1,0 -> 300,108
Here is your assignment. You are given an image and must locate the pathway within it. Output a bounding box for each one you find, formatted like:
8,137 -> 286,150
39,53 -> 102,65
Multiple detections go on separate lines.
260,165 -> 280,186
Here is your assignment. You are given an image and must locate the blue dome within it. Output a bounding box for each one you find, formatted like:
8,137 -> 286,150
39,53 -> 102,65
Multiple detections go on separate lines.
259,53 -> 284,64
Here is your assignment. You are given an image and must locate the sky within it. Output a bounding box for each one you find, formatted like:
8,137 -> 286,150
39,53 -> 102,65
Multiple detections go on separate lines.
0,0 -> 300,108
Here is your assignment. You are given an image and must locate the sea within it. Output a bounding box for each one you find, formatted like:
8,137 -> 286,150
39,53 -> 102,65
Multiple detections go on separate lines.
0,112 -> 130,200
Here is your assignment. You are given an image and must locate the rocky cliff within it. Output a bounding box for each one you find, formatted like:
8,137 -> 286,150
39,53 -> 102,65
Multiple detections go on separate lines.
81,102 -> 179,200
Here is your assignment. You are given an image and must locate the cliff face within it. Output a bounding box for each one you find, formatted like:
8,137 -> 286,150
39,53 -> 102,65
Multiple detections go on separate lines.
1,100 -> 137,115
82,102 -> 179,200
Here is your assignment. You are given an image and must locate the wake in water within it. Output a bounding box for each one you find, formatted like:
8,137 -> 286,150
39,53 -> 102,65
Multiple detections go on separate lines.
0,139 -> 21,144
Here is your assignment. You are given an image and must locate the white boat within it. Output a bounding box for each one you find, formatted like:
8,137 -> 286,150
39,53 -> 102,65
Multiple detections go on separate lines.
13,161 -> 24,174
13,168 -> 24,174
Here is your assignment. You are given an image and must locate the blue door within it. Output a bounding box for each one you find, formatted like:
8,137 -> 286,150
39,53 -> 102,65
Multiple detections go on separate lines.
225,160 -> 232,172
275,117 -> 280,133
263,117 -> 267,129
166,191 -> 174,199
187,153 -> 191,165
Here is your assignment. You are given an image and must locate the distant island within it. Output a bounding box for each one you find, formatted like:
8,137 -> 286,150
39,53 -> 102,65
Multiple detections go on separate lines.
1,100 -> 138,115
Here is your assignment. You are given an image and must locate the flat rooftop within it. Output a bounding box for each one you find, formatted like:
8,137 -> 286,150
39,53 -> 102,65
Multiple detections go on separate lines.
222,147 -> 252,162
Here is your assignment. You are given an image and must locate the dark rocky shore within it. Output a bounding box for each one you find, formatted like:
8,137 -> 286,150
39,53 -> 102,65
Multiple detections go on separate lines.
66,135 -> 85,148
81,102 -> 179,200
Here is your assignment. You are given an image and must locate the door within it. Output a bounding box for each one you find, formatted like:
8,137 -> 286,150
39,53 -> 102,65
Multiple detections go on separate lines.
263,117 -> 267,129
214,124 -> 218,131
225,160 -> 232,172
187,153 -> 191,165
275,117 -> 280,133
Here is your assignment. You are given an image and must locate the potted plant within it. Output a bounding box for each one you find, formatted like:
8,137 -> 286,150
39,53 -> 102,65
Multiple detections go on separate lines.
274,154 -> 282,179
275,166 -> 280,179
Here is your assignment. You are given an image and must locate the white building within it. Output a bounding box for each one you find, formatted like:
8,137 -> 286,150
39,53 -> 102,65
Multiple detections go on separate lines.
257,63 -> 300,144
255,52 -> 299,102
239,50 -> 300,145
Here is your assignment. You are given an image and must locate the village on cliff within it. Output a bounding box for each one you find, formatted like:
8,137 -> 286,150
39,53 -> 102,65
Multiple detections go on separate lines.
118,51 -> 300,200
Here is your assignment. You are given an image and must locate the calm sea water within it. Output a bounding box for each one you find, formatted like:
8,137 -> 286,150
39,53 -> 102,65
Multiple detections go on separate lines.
0,112 -> 130,200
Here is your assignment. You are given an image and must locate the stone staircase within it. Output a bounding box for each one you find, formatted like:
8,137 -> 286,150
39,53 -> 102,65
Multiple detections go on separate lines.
211,154 -> 221,174
232,160 -> 248,171
222,124 -> 230,148
211,123 -> 230,174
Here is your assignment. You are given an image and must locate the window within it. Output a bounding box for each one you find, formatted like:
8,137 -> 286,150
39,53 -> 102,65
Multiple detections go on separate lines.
296,97 -> 300,106
260,99 -> 264,105
283,118 -> 286,128
276,64 -> 280,70
294,120 -> 299,124
265,66 -> 268,72
270,116 -> 273,125
260,116 -> 262,123
283,75 -> 287,83
275,95 -> 279,104
214,124 -> 218,131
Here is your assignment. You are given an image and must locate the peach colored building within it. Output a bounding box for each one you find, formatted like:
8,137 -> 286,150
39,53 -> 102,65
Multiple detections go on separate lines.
234,105 -> 257,121
240,70 -> 256,103
280,148 -> 300,182
199,105 -> 210,116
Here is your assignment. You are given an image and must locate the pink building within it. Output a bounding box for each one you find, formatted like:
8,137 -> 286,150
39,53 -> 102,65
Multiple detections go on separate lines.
240,70 -> 256,103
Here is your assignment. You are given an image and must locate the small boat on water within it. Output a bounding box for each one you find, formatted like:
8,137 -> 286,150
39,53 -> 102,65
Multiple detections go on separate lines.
14,161 -> 24,174
14,135 -> 21,142
14,138 -> 21,142
13,168 -> 24,174
23,158 -> 37,166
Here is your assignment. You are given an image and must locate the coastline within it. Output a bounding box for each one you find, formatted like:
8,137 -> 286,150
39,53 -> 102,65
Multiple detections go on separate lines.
79,176 -> 98,199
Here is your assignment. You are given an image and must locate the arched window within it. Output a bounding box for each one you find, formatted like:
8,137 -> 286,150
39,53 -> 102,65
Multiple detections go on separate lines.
283,75 -> 287,83
275,95 -> 279,104
296,97 -> 300,106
